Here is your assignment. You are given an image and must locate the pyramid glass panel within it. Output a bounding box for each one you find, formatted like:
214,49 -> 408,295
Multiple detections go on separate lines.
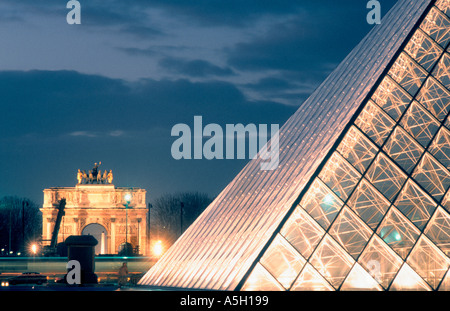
412,152 -> 450,201
318,152 -> 361,201
337,126 -> 378,174
424,206 -> 450,256
407,235 -> 450,289
428,126 -> 450,169
340,263 -> 382,291
388,52 -> 428,96
358,235 -> 403,289
280,205 -> 325,259
383,126 -> 425,174
355,100 -> 396,146
329,206 -> 372,259
420,7 -> 450,48
290,263 -> 334,291
347,178 -> 390,230
300,178 -> 344,230
241,263 -> 284,291
395,179 -> 437,230
405,28 -> 443,72
371,76 -> 412,121
416,77 -> 450,122
390,263 -> 432,291
432,52 -> 450,89
400,101 -> 441,148
309,235 -> 355,289
377,206 -> 421,259
259,234 -> 306,289
365,152 -> 407,201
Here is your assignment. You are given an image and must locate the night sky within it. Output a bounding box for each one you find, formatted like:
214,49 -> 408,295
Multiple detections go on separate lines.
0,0 -> 397,204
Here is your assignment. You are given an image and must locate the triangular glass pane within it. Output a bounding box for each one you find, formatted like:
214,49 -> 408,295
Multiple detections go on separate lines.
241,263 -> 285,291
309,235 -> 355,289
428,127 -> 450,170
290,263 -> 334,291
416,77 -> 450,122
390,263 -> 432,291
355,100 -> 396,146
407,235 -> 450,290
388,52 -> 428,96
371,76 -> 412,121
280,205 -> 325,259
400,101 -> 440,148
438,269 -> 450,291
420,7 -> 450,48
337,126 -> 378,174
432,52 -> 450,89
442,191 -> 450,212
412,153 -> 450,201
395,179 -> 437,230
318,152 -> 361,201
446,115 -> 450,130
383,126 -> 425,174
300,178 -> 344,230
347,178 -> 390,230
425,206 -> 450,256
359,235 -> 403,289
377,206 -> 421,259
260,235 -> 306,289
366,152 -> 407,201
341,263 -> 383,291
405,28 -> 443,72
329,206 -> 372,259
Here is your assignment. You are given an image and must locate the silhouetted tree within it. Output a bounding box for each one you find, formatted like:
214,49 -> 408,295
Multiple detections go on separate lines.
150,192 -> 213,246
0,196 -> 42,255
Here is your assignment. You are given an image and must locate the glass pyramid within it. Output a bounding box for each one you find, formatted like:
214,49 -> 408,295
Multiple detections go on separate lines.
241,0 -> 450,291
139,0 -> 450,291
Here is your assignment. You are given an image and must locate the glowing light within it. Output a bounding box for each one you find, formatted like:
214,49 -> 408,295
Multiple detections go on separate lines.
153,240 -> 164,257
30,243 -> 38,255
124,193 -> 132,202
323,193 -> 334,205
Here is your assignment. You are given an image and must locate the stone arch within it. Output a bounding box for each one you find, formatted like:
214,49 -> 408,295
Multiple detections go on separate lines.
82,223 -> 108,255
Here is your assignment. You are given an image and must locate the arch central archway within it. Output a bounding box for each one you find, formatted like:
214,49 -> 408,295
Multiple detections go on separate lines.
82,223 -> 107,255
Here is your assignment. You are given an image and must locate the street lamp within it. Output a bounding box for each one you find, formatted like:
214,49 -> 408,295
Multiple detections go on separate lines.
123,193 -> 132,255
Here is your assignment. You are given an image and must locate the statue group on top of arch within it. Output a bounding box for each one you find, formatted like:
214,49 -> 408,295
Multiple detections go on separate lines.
77,162 -> 113,185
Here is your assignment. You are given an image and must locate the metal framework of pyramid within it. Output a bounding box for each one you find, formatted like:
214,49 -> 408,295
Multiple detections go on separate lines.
139,0 -> 450,291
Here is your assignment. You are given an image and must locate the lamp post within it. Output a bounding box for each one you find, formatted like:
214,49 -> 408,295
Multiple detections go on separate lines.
124,193 -> 132,254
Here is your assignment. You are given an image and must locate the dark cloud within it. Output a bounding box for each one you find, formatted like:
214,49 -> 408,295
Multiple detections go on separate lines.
1,0 -> 163,39
140,0 -> 303,26
159,57 -> 235,77
226,1 -> 398,73
0,70 -> 294,139
244,77 -> 297,92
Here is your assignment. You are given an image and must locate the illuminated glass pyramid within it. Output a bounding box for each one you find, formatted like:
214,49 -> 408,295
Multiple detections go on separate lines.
140,0 -> 450,291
